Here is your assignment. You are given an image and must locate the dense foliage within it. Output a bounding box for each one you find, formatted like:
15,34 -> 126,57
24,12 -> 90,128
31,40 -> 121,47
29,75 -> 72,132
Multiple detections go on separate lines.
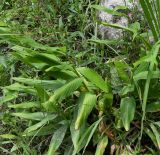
0,0 -> 160,154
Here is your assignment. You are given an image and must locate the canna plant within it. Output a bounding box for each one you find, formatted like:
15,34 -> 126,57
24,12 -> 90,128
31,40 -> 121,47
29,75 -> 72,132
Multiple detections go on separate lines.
0,25 -> 112,154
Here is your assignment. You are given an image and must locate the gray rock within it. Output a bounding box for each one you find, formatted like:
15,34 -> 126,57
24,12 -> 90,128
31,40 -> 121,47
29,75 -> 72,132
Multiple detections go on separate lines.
98,0 -> 138,39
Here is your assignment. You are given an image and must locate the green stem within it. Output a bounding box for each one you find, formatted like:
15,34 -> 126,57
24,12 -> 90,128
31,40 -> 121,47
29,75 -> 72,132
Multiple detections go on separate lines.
139,42 -> 160,142
73,66 -> 90,92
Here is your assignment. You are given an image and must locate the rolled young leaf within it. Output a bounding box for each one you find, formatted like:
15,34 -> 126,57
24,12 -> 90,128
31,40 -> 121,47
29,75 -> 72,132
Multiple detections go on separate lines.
47,125 -> 68,155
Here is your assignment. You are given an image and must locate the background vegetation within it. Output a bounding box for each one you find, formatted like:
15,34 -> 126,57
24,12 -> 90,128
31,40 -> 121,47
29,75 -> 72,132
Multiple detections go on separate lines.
0,0 -> 160,154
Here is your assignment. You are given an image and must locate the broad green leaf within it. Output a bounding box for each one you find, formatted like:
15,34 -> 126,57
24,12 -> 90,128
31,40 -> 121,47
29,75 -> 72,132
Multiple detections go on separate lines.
12,47 -> 45,69
47,69 -> 77,80
72,118 -> 102,155
0,91 -> 18,105
26,53 -> 61,66
4,83 -> 36,94
35,86 -> 49,102
75,93 -> 97,130
120,97 -> 136,131
24,114 -> 57,133
13,55 -> 48,70
12,38 -> 66,55
46,63 -> 73,72
47,125 -> 68,155
43,78 -> 83,111
22,125 -> 55,137
8,102 -> 39,109
12,46 -> 62,66
47,77 -> 82,102
95,135 -> 108,155
11,112 -> 50,121
70,109 -> 89,151
36,53 -> 61,63
146,102 -> 160,112
13,77 -> 64,90
77,67 -> 109,92
82,118 -> 103,154
0,134 -> 17,139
